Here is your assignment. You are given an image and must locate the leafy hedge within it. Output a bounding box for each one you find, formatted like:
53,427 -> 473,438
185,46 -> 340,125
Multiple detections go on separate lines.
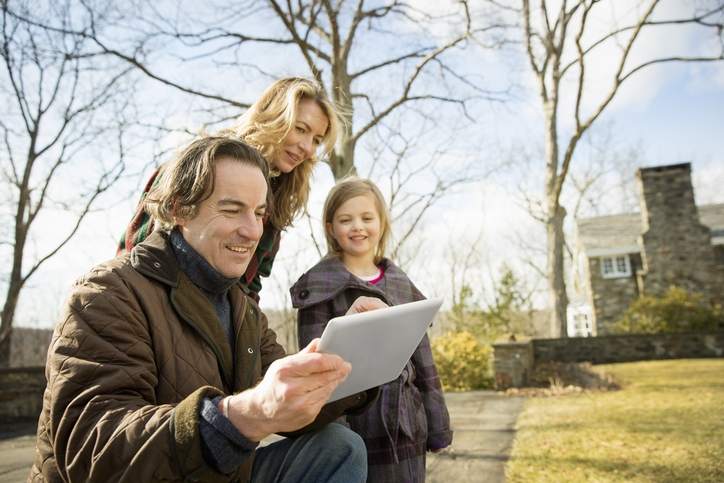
431,331 -> 494,391
612,286 -> 724,334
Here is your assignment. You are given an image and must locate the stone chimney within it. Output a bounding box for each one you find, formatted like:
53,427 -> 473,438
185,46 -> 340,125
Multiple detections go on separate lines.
636,163 -> 719,300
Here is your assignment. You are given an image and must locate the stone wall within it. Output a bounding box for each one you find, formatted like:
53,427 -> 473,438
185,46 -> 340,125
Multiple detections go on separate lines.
10,327 -> 54,367
0,366 -> 45,422
493,331 -> 724,389
492,342 -> 533,388
532,331 -> 724,364
587,254 -> 641,334
715,245 -> 724,266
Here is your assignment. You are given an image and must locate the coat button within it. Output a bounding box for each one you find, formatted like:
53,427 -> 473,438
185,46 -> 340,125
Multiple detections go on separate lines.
153,262 -> 161,269
299,289 -> 309,299
247,347 -> 254,354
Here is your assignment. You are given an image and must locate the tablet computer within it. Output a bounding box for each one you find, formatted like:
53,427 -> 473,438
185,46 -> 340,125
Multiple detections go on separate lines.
317,297 -> 443,403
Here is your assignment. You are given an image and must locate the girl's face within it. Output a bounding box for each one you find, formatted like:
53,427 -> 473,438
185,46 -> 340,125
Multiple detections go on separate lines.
328,194 -> 382,263
271,98 -> 329,173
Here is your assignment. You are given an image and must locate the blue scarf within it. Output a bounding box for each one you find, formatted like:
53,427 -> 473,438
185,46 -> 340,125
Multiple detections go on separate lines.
169,228 -> 237,348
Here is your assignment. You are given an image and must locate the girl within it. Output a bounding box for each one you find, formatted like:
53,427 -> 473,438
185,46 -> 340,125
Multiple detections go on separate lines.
290,177 -> 453,483
118,77 -> 340,301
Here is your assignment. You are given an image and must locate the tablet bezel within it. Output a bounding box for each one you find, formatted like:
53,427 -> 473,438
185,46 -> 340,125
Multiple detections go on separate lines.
317,297 -> 443,402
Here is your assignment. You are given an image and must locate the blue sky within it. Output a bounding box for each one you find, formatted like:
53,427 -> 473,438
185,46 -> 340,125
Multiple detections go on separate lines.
6,1 -> 724,327
617,74 -> 723,172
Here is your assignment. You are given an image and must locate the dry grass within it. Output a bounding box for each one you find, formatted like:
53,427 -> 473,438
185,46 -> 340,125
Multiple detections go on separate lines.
506,359 -> 724,483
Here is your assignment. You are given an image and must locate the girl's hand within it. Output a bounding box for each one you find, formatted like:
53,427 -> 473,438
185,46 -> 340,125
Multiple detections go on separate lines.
346,296 -> 387,315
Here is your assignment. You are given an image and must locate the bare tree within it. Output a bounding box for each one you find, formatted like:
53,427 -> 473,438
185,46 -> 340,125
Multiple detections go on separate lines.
8,0 -> 510,255
367,114 -> 496,264
142,1 -> 509,277
448,228 -> 485,310
262,0 -> 484,179
512,124 -> 641,271
9,1 -> 508,175
568,126 -> 642,219
0,1 -> 135,365
441,226 -> 539,340
511,0 -> 723,336
110,1 -> 505,179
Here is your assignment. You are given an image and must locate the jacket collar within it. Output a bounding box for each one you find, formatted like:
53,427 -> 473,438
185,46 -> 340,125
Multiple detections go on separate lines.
169,228 -> 238,295
130,230 -> 180,287
290,256 -> 408,309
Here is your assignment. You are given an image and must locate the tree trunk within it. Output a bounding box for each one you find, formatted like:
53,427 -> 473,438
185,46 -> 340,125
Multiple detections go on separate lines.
0,287 -> 21,367
0,180 -> 29,367
329,141 -> 357,180
328,70 -> 357,180
543,90 -> 569,338
0,241 -> 25,367
547,204 -> 569,337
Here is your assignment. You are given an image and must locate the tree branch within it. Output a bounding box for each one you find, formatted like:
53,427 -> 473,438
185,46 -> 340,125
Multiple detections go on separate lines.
352,34 -> 470,144
3,8 -> 252,108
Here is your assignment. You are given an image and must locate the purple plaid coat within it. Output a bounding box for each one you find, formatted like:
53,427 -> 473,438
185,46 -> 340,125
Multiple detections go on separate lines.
291,256 -> 453,483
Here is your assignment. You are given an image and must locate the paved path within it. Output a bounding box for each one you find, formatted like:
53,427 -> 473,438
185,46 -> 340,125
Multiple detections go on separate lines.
0,391 -> 525,483
427,391 -> 526,483
0,422 -> 36,483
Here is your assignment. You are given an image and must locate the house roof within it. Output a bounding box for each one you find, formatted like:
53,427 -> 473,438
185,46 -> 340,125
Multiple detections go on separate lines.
576,203 -> 724,256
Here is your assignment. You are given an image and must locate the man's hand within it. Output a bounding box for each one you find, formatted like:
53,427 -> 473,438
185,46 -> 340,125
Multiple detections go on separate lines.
345,296 -> 388,315
221,339 -> 351,441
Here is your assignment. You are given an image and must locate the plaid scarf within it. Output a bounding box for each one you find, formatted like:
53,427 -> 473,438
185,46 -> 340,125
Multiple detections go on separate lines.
117,166 -> 282,302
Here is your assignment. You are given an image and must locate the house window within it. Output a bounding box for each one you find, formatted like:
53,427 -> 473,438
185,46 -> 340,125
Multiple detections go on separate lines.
600,255 -> 631,278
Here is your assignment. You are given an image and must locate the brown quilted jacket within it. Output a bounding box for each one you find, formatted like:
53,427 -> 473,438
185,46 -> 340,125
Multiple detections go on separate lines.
29,231 -> 369,483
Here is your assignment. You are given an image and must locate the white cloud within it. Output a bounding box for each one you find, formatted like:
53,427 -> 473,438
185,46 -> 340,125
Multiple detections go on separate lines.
693,160 -> 724,205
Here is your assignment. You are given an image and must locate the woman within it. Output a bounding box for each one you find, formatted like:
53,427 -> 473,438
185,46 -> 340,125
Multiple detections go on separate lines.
118,77 -> 340,301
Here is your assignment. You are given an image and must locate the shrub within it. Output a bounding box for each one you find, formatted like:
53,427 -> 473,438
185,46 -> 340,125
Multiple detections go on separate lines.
431,331 -> 494,391
612,286 -> 724,334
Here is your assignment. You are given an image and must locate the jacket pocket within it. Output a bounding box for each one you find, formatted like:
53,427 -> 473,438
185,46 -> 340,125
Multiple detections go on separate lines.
398,383 -> 427,442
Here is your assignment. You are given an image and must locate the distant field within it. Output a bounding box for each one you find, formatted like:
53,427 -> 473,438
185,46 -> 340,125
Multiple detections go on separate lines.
506,359 -> 724,483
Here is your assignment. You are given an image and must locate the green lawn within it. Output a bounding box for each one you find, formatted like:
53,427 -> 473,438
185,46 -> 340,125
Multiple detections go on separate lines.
506,359 -> 724,483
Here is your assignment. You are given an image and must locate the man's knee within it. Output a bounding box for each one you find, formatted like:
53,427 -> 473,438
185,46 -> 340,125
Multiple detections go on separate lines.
252,423 -> 367,482
315,423 -> 365,458
298,423 -> 367,482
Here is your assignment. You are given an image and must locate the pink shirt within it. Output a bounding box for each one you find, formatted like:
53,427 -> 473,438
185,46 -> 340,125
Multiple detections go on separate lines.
357,266 -> 385,285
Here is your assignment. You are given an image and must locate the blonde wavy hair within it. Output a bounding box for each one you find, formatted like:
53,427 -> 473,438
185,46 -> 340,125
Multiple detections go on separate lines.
323,177 -> 392,264
221,77 -> 341,229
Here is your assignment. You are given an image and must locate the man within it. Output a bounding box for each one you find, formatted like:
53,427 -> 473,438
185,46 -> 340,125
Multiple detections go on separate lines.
29,137 -> 382,482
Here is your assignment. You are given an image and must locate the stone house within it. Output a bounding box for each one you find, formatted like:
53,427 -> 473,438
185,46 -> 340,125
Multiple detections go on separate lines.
570,163 -> 724,336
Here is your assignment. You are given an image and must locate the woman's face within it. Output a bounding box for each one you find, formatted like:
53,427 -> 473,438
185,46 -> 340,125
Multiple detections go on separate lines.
271,98 -> 329,173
